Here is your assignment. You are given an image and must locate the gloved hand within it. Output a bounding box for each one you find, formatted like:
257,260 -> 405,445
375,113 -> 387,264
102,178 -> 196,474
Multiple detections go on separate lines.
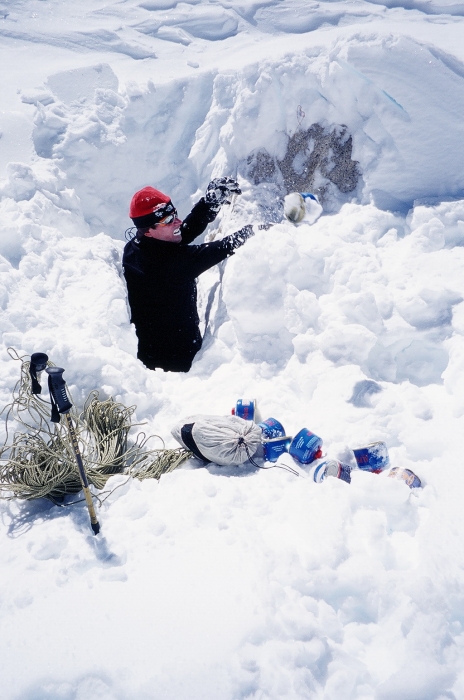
205,177 -> 242,210
227,224 -> 255,251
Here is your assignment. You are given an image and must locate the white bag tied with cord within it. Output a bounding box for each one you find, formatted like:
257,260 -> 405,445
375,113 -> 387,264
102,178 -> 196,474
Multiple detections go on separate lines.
172,415 -> 262,466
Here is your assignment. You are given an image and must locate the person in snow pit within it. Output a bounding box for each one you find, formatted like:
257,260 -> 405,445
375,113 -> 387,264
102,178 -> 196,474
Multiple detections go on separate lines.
122,177 -> 255,372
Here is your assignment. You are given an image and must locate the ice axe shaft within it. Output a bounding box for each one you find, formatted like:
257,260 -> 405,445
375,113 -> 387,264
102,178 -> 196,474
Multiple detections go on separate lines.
64,412 -> 100,535
46,367 -> 100,535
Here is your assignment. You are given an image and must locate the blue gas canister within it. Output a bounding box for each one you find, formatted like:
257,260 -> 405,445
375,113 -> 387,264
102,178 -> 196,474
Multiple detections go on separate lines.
388,467 -> 421,489
232,399 -> 255,421
258,417 -> 286,440
313,460 -> 351,484
352,441 -> 390,473
263,436 -> 292,463
289,428 -> 323,464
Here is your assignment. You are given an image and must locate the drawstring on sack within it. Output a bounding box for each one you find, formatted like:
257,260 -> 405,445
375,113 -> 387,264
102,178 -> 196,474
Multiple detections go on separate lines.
239,438 -> 300,477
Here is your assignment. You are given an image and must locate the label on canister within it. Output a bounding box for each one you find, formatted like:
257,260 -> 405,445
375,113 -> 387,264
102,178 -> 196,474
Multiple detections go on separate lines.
388,467 -> 421,489
233,399 -> 255,421
313,460 -> 351,484
258,417 -> 286,440
289,428 -> 323,465
352,441 -> 390,473
263,436 -> 291,463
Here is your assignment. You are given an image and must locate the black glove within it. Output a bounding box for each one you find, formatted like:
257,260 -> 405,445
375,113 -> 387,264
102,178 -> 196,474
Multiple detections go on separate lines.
226,225 -> 255,251
204,177 -> 241,211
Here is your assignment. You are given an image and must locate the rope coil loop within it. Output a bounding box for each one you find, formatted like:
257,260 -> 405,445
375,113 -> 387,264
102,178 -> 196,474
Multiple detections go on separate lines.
0,351 -> 192,504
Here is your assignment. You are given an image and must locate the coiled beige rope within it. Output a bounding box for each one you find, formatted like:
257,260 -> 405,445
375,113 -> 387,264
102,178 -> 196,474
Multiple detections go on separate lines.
0,350 -> 192,503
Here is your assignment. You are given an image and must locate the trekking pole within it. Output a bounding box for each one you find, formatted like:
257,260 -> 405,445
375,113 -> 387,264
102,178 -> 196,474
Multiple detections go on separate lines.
30,352 -> 49,394
45,367 -> 101,535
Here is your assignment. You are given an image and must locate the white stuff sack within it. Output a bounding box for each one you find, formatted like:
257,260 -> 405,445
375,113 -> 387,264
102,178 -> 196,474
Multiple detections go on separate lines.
284,192 -> 323,225
171,415 -> 262,466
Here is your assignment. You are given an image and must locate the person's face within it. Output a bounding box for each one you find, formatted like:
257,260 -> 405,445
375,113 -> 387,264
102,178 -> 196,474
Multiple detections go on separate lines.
144,204 -> 183,243
145,217 -> 183,243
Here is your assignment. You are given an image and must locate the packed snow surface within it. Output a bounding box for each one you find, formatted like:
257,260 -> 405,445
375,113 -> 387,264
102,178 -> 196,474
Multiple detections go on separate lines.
2,1 -> 464,698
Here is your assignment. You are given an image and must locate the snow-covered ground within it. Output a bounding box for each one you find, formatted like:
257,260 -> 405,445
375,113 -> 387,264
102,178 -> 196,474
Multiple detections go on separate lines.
2,1 -> 464,698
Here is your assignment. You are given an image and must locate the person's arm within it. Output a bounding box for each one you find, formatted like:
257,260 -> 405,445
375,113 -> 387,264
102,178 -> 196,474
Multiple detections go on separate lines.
222,225 -> 255,252
180,198 -> 219,245
182,225 -> 255,278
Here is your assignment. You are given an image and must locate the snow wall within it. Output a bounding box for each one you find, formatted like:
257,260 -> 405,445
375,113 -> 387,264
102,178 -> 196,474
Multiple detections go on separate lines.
3,35 -> 464,240
1,34 -> 464,403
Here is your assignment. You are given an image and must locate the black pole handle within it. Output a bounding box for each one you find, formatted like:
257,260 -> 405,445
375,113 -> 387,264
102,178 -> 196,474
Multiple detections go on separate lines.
30,352 -> 49,395
45,367 -> 73,422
